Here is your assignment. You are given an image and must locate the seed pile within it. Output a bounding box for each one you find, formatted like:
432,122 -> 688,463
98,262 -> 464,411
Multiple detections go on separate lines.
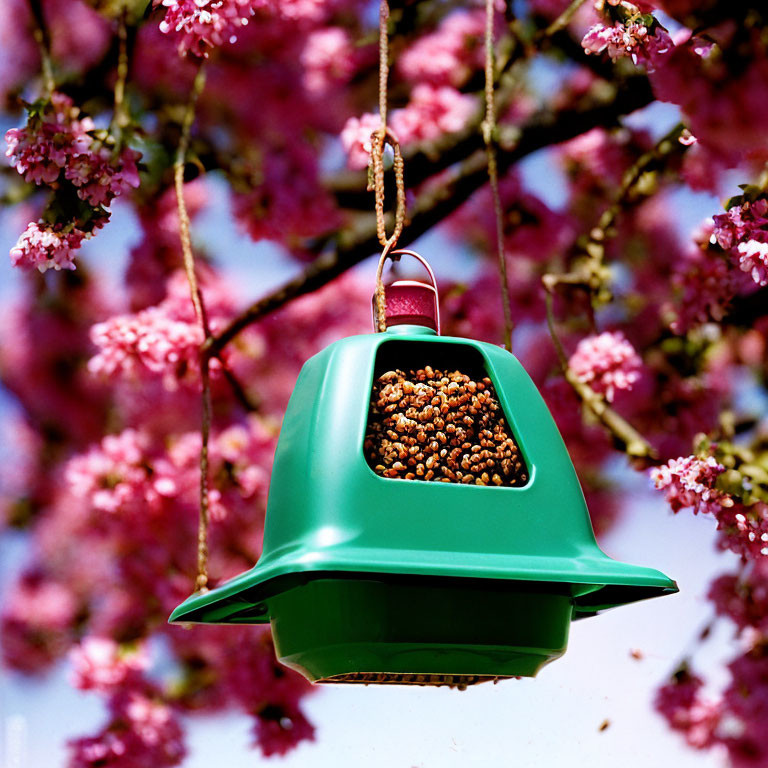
365,366 -> 528,486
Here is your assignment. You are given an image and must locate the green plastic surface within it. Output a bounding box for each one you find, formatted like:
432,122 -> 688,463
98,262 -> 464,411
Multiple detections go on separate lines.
271,577 -> 572,682
170,325 -> 677,680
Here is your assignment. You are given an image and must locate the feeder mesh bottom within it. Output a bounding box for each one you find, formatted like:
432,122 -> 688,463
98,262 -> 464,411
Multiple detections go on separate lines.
365,366 -> 528,486
317,672 -> 510,689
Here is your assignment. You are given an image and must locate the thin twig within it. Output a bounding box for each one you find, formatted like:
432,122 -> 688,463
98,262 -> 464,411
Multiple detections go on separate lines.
111,11 -> 130,140
544,286 -> 656,460
581,123 -> 686,276
483,0 -> 514,352
542,0 -> 589,37
174,62 -> 212,593
27,0 -> 54,96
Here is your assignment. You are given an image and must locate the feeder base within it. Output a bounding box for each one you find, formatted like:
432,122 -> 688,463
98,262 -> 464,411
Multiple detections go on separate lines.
269,576 -> 571,684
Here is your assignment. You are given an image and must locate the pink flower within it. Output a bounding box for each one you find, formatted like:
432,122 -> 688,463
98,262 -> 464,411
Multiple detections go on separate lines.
5,93 -> 93,185
649,32 -> 768,159
712,199 -> 768,287
65,144 -> 141,207
398,9 -> 485,88
713,199 -> 768,252
650,455 -> 732,516
735,240 -> 768,287
715,502 -> 768,560
655,668 -> 721,749
301,27 -> 356,94
1,572 -> 78,672
69,637 -> 148,692
10,222 -> 86,272
253,705 -> 315,757
5,92 -> 140,207
341,86 -> 476,170
88,307 -> 205,388
88,272 -> 233,390
390,84 -> 477,145
710,561 -> 768,632
340,112 -> 381,170
582,20 -> 672,69
232,143 -> 341,244
68,691 -> 186,768
65,429 -> 158,515
669,220 -> 750,333
568,331 -> 642,401
156,0 -> 256,57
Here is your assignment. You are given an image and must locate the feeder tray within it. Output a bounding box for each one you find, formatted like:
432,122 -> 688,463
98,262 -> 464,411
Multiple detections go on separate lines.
170,250 -> 677,685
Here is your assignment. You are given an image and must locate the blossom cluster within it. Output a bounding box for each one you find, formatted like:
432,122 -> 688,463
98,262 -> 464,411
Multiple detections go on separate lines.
397,9 -> 485,88
650,455 -> 731,515
5,92 -> 140,271
300,27 -> 357,94
649,31 -> 768,161
713,199 -> 768,287
669,221 -> 739,333
9,223 -> 86,273
68,689 -> 186,768
5,93 -> 140,207
70,638 -> 149,693
88,272 -> 232,391
156,0 -> 257,57
568,331 -> 642,402
582,17 -> 672,69
654,669 -> 721,750
341,85 -> 476,170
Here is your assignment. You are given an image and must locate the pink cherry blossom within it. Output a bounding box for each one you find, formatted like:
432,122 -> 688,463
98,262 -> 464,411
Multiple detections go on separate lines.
710,561 -> 768,633
341,86 -> 476,169
669,220 -> 753,333
10,222 -> 86,272
5,92 -> 140,208
301,27 -> 357,93
390,84 -> 477,145
340,112 -> 381,170
231,144 -> 342,245
157,0 -> 256,57
650,31 -> 768,159
650,455 -> 732,516
655,668 -> 721,749
253,705 -> 315,757
70,638 -> 149,693
5,93 -> 94,185
64,144 -> 141,208
68,690 -> 186,768
714,502 -> 768,561
398,9 -> 485,88
712,199 -> 768,286
88,271 -> 233,390
1,572 -> 79,672
568,331 -> 642,402
713,199 -> 768,252
581,20 -> 672,69
735,240 -> 768,287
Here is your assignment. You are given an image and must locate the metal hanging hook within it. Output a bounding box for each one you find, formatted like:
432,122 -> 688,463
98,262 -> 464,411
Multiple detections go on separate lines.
373,247 -> 441,334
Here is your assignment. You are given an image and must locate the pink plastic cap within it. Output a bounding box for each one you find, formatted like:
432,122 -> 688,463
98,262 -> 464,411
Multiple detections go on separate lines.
380,279 -> 439,331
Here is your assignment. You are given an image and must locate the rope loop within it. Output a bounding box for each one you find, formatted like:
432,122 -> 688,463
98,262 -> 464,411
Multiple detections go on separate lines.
369,126 -> 406,251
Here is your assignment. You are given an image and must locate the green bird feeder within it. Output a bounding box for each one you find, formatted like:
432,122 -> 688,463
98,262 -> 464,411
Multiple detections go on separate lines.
170,249 -> 677,688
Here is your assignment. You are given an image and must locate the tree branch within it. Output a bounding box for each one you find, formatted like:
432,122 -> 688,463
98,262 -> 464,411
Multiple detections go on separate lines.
204,80 -> 657,358
331,71 -> 654,211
